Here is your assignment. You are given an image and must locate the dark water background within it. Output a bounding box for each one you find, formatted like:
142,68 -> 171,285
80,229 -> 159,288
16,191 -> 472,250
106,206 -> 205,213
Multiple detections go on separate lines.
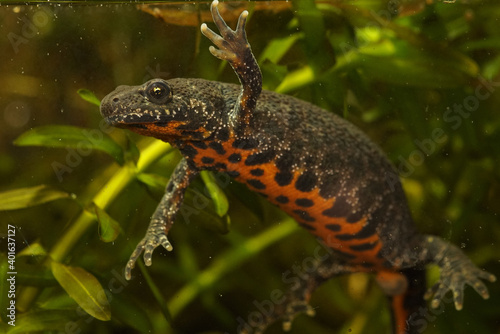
0,1 -> 499,333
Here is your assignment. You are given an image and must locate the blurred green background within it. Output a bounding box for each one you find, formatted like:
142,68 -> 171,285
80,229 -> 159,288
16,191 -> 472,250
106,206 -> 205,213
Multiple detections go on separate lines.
0,0 -> 499,333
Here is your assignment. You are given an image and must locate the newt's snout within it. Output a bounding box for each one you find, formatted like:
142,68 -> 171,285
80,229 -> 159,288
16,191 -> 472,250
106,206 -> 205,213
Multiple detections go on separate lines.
100,85 -> 137,119
99,80 -> 181,127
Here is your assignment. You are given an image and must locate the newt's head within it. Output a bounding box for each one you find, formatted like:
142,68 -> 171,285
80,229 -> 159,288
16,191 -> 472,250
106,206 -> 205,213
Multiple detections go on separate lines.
100,78 -> 227,141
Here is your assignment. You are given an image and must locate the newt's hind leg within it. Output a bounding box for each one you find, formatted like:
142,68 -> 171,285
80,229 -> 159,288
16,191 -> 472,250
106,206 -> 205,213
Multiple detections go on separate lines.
241,258 -> 351,334
417,235 -> 496,310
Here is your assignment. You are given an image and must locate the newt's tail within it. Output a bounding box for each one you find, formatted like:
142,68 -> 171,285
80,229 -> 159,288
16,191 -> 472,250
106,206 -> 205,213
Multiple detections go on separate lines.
389,268 -> 427,334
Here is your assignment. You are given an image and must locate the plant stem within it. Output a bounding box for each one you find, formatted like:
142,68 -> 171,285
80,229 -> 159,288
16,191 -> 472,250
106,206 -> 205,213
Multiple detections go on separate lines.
18,139 -> 172,310
168,217 -> 299,317
52,140 -> 172,262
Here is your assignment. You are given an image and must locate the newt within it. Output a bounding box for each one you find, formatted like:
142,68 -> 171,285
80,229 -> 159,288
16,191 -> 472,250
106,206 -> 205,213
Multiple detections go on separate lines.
100,1 -> 496,333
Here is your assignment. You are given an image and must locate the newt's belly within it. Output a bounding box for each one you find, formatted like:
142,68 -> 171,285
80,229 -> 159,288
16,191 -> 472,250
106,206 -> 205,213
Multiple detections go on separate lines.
184,137 -> 386,269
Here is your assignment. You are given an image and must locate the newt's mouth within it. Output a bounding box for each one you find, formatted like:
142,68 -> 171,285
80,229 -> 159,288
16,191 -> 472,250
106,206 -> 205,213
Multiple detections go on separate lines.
102,110 -> 165,127
100,88 -> 178,127
112,119 -> 211,142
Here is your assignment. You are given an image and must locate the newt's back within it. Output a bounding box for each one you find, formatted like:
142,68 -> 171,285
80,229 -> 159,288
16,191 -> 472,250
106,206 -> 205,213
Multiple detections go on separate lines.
199,85 -> 418,269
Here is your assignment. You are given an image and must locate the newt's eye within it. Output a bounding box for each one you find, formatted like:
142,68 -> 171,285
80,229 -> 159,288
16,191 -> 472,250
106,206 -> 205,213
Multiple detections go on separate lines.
146,81 -> 173,104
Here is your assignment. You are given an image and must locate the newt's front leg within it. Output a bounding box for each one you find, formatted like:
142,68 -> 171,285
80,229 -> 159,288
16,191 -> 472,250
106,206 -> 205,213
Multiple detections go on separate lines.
125,158 -> 198,280
201,0 -> 262,130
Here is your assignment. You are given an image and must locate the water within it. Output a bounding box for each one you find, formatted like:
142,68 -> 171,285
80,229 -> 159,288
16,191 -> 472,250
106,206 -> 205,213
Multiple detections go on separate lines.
0,1 -> 499,334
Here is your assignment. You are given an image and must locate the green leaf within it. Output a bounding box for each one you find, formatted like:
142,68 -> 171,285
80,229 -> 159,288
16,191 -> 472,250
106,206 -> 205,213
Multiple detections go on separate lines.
136,172 -> 168,194
124,134 -> 141,164
0,185 -> 72,211
261,62 -> 289,91
51,262 -> 111,321
16,260 -> 56,287
259,33 -> 300,64
18,241 -> 47,257
14,125 -> 125,165
276,66 -> 314,93
6,310 -> 78,334
183,188 -> 231,234
110,294 -> 153,333
77,88 -> 101,106
37,291 -> 80,310
350,31 -> 478,88
200,171 -> 229,217
90,203 -> 123,242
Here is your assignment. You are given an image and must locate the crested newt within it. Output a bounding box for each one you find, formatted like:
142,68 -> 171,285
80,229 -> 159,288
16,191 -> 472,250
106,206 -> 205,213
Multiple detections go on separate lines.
100,1 -> 496,333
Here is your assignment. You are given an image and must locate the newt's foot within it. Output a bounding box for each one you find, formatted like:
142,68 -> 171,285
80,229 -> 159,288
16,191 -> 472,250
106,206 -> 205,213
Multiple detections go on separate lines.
201,0 -> 250,64
425,260 -> 496,310
241,257 -> 349,333
124,225 -> 173,280
281,300 -> 316,332
241,259 -> 338,334
241,296 -> 316,334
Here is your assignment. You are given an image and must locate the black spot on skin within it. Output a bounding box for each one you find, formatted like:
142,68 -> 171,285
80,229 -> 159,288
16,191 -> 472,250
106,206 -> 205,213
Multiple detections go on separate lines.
295,198 -> 314,207
360,262 -> 374,268
208,141 -> 226,155
214,162 -> 227,170
189,132 -> 206,141
247,179 -> 266,190
336,221 -> 377,240
201,157 -> 215,164
250,168 -> 264,176
192,141 -> 208,149
275,171 -> 293,186
227,170 -> 240,178
292,209 -> 315,222
185,159 -> 198,170
180,145 -> 198,158
166,183 -> 174,193
331,249 -> 356,260
322,196 -> 351,218
346,211 -> 364,224
217,127 -> 230,141
129,124 -> 147,129
325,224 -> 341,232
228,153 -> 242,163
233,138 -> 259,150
298,223 -> 316,231
383,260 -> 393,268
295,172 -> 317,192
275,151 -> 294,172
275,195 -> 289,204
318,172 -> 342,199
350,241 -> 378,251
175,122 -> 203,131
245,150 -> 275,166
